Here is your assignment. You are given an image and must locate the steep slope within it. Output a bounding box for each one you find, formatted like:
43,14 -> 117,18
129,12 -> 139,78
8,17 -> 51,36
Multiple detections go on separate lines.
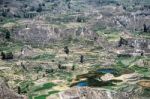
0,77 -> 25,99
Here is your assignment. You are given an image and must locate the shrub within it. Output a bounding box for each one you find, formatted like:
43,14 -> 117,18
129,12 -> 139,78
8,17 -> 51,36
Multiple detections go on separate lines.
1,51 -> 13,60
77,16 -> 86,22
5,30 -> 10,40
36,5 -> 42,12
0,28 -> 11,40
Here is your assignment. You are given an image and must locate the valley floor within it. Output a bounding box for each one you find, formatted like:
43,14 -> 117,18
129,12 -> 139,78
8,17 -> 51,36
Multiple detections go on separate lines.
0,40 -> 150,99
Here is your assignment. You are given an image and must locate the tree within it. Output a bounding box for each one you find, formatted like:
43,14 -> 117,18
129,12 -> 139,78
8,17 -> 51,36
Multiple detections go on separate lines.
2,11 -> 7,17
68,2 -> 71,9
45,69 -> 54,74
64,46 -> 69,54
58,62 -> 67,69
0,28 -> 10,40
17,86 -> 21,94
58,62 -> 62,69
42,3 -> 45,6
36,5 -> 42,12
5,30 -> 10,40
21,62 -> 28,71
143,24 -> 147,32
30,6 -> 35,11
80,55 -> 84,63
72,64 -> 75,70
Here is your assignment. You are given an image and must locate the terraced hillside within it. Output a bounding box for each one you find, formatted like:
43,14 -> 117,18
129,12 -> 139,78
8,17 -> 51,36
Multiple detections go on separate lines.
0,0 -> 150,99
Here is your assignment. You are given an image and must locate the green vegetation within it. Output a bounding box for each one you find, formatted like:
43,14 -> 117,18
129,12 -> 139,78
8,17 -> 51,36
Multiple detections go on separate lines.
0,0 -> 150,98
90,46 -> 103,51
46,14 -> 76,24
142,88 -> 150,97
92,23 -> 106,32
19,80 -> 34,93
116,56 -> 134,66
28,53 -> 55,60
130,65 -> 150,77
0,28 -> 10,40
33,66 -> 43,73
96,29 -> 120,41
0,18 -> 17,25
34,91 -> 59,99
28,83 -> 58,99
0,41 -> 23,52
33,83 -> 57,92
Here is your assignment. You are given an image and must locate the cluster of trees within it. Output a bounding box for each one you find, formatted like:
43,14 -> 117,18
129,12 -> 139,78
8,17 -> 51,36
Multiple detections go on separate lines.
64,46 -> 84,63
56,46 -> 85,70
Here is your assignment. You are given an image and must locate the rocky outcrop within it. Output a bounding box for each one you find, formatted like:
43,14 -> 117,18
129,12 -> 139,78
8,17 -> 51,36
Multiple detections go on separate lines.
0,77 -> 25,99
48,87 -> 140,99
12,22 -> 95,45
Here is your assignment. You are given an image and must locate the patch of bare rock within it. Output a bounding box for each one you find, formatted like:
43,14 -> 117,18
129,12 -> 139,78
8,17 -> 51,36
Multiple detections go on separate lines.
47,87 -> 141,99
0,77 -> 26,99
